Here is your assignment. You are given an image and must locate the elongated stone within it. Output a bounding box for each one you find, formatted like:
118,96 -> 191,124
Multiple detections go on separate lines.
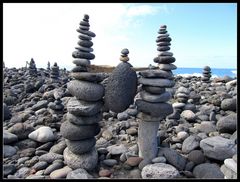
76,29 -> 96,37
78,34 -> 92,41
72,59 -> 91,67
156,37 -> 172,42
138,121 -> 160,162
72,51 -> 95,60
67,112 -> 102,126
142,86 -> 166,95
157,46 -> 170,51
153,56 -> 176,64
60,121 -> 100,140
75,46 -> 93,52
158,51 -> 173,56
138,77 -> 175,87
70,72 -> 106,82
67,97 -> 103,116
157,42 -> 171,46
136,99 -> 173,117
139,70 -> 173,78
140,91 -> 172,103
78,40 -> 93,48
158,63 -> 177,71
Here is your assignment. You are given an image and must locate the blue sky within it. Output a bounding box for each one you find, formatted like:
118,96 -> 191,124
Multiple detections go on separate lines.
3,3 -> 237,69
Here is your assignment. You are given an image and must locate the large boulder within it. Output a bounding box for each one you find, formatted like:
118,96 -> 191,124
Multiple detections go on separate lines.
193,163 -> 224,178
216,113 -> 237,133
105,62 -> 137,113
221,98 -> 236,111
200,136 -> 236,160
141,163 -> 180,179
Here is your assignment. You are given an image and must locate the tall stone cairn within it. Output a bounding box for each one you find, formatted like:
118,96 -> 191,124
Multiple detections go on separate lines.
50,62 -> 60,82
28,58 -> 37,76
60,14 -> 105,171
201,66 -> 211,83
47,61 -> 51,70
136,25 -> 176,169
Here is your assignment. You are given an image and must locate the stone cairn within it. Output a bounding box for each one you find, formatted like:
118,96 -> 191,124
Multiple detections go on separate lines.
28,58 -> 37,76
47,61 -> 51,70
60,14 -> 105,171
201,66 -> 212,83
136,25 -> 176,168
171,86 -> 190,117
50,62 -> 60,82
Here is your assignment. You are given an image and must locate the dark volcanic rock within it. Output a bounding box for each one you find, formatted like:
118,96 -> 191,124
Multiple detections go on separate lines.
193,163 -> 224,178
66,138 -> 96,154
67,112 -> 102,125
60,121 -> 100,140
135,99 -> 173,117
221,98 -> 236,111
67,80 -> 104,101
216,113 -> 237,133
4,103 -> 11,120
105,62 -> 137,113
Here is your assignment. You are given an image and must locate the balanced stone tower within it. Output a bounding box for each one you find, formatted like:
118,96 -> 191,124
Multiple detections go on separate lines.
201,66 -> 212,83
136,25 -> 176,168
172,86 -> 190,113
50,62 -> 60,82
60,14 -> 104,171
28,58 -> 37,76
47,61 -> 51,70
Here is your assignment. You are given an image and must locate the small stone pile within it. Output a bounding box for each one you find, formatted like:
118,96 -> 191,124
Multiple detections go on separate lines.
201,66 -> 211,83
47,61 -> 50,70
120,48 -> 129,62
60,14 -> 104,171
28,58 -> 37,76
50,62 -> 60,82
220,154 -> 237,179
48,98 -> 64,115
136,25 -> 176,168
172,86 -> 190,113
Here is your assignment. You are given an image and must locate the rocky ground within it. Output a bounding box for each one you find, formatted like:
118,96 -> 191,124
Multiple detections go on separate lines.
3,66 -> 237,179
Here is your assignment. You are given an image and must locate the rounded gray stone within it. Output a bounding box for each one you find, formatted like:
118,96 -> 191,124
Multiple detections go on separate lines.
135,99 -> 173,117
157,46 -> 170,51
157,42 -> 171,46
72,51 -> 95,60
66,138 -> 96,155
158,63 -> 177,71
139,70 -> 173,78
138,77 -> 175,87
216,113 -> 236,133
67,97 -> 103,116
140,91 -> 172,103
72,59 -> 91,67
105,62 -> 137,113
158,51 -> 173,56
221,98 -> 236,111
70,72 -> 107,82
4,145 -> 17,158
67,112 -> 102,126
67,80 -> 104,101
3,130 -> 18,144
71,65 -> 88,72
64,147 -> 98,170
142,85 -> 166,94
66,168 -> 93,179
154,56 -> 176,64
193,163 -> 224,178
77,40 -> 93,47
75,46 -> 93,52
141,163 -> 180,179
60,121 -> 100,140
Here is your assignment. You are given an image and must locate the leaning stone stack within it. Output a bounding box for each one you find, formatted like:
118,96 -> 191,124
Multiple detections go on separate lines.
50,62 -> 60,82
201,66 -> 211,83
60,14 -> 104,171
136,25 -> 176,168
28,58 -> 37,76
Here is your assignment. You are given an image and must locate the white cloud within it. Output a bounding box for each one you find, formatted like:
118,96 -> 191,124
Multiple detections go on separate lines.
3,3 -> 169,69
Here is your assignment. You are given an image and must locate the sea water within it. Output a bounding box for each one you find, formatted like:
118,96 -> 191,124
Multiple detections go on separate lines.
172,68 -> 237,78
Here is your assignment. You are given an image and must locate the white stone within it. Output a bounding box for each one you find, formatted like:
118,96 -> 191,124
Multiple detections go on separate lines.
177,131 -> 189,141
107,144 -> 127,155
141,163 -> 180,179
28,126 -> 55,143
224,159 -> 237,173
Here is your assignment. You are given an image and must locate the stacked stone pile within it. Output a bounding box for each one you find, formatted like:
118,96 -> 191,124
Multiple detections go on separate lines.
136,25 -> 176,169
201,66 -> 211,83
172,86 -> 190,114
60,14 -> 104,171
28,58 -> 37,76
47,61 -> 51,71
50,62 -> 60,82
